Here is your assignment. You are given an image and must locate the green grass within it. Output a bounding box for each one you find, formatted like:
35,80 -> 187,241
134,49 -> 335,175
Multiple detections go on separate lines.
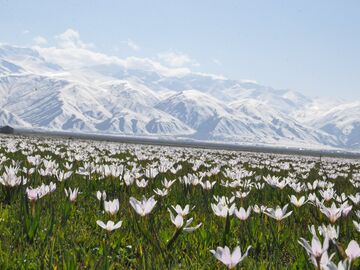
0,135 -> 359,269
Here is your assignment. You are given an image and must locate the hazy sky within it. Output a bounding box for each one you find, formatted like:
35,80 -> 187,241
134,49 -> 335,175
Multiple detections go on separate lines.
1,0 -> 359,99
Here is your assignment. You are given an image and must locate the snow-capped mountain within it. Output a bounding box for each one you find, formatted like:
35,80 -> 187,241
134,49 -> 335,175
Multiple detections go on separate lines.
0,44 -> 358,150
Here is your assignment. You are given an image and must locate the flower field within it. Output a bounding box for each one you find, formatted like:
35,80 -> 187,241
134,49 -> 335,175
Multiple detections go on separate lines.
0,135 -> 360,269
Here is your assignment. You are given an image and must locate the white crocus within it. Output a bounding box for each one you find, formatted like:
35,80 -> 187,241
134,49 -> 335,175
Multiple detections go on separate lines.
153,188 -> 169,197
319,202 -> 342,223
211,202 -> 236,218
298,235 -> 329,265
234,206 -> 251,221
96,220 -> 122,232
210,245 -> 251,269
64,187 -> 79,202
345,240 -> 360,262
171,204 -> 194,217
289,195 -> 307,207
264,204 -> 293,221
353,220 -> 360,232
129,196 -> 157,216
104,199 -> 120,215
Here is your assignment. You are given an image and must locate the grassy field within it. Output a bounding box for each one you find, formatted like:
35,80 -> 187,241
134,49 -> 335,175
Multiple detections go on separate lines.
0,135 -> 359,269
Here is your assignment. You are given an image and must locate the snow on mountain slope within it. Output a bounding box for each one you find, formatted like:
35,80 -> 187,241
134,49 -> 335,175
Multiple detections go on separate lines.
0,108 -> 30,127
229,99 -> 338,146
0,59 -> 25,75
156,90 -> 232,129
0,45 -> 62,74
0,69 -> 193,136
306,102 -> 360,148
0,44 -> 359,150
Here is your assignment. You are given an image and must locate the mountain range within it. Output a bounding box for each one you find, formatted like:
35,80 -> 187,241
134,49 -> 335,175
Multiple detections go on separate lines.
0,44 -> 359,150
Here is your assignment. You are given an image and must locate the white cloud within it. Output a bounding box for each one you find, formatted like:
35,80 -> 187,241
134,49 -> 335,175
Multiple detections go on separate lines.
240,79 -> 258,84
33,36 -> 48,46
157,51 -> 198,67
55,28 -> 94,49
34,29 -> 191,77
212,58 -> 222,66
125,39 -> 140,51
22,30 -> 30,35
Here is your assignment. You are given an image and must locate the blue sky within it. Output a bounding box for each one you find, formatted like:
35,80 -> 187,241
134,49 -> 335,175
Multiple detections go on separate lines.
1,0 -> 359,99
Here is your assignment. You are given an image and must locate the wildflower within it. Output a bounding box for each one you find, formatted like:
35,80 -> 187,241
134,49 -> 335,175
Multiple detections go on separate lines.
264,204 -> 293,221
136,179 -> 148,188
298,235 -> 329,266
171,204 -> 194,217
327,260 -> 349,270
289,195 -> 307,207
210,245 -> 251,269
345,240 -> 360,262
353,220 -> 360,232
200,180 -> 216,190
96,220 -> 122,232
234,206 -> 251,221
162,178 -> 176,189
96,190 -> 106,201
0,166 -> 24,187
319,202 -> 342,223
318,224 -> 339,242
129,196 -> 157,216
168,210 -> 202,232
211,202 -> 235,218
104,199 -> 120,215
153,188 -> 169,197
253,204 -> 267,214
26,182 -> 56,201
64,187 -> 79,202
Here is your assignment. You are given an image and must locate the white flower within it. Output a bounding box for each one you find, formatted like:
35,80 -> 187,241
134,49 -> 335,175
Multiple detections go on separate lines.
64,187 -> 79,202
129,196 -> 157,216
104,199 -> 119,215
234,206 -> 251,221
353,220 -> 360,232
171,204 -> 193,217
298,235 -> 329,265
210,245 -> 251,269
56,170 -> 73,182
289,195 -> 307,207
340,201 -> 352,217
211,202 -> 235,218
319,202 -> 342,223
96,220 -> 122,231
200,180 -> 216,190
264,204 -> 292,221
349,193 -> 360,205
26,182 -> 56,201
162,178 -> 176,189
168,209 -> 202,232
96,190 -> 106,201
253,204 -> 267,214
327,260 -> 350,270
0,166 -> 23,187
136,179 -> 148,188
153,188 -> 169,197
345,240 -> 360,261
318,224 -> 339,242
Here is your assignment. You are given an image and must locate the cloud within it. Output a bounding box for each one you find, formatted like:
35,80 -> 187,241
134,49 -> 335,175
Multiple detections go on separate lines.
33,36 -> 48,46
124,57 -> 190,77
55,28 -> 94,49
212,58 -> 222,66
22,30 -> 30,35
157,51 -> 198,67
125,38 -> 140,51
34,29 -> 191,77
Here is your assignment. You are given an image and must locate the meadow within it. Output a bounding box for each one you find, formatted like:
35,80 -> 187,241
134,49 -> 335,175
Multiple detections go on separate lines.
0,135 -> 359,269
